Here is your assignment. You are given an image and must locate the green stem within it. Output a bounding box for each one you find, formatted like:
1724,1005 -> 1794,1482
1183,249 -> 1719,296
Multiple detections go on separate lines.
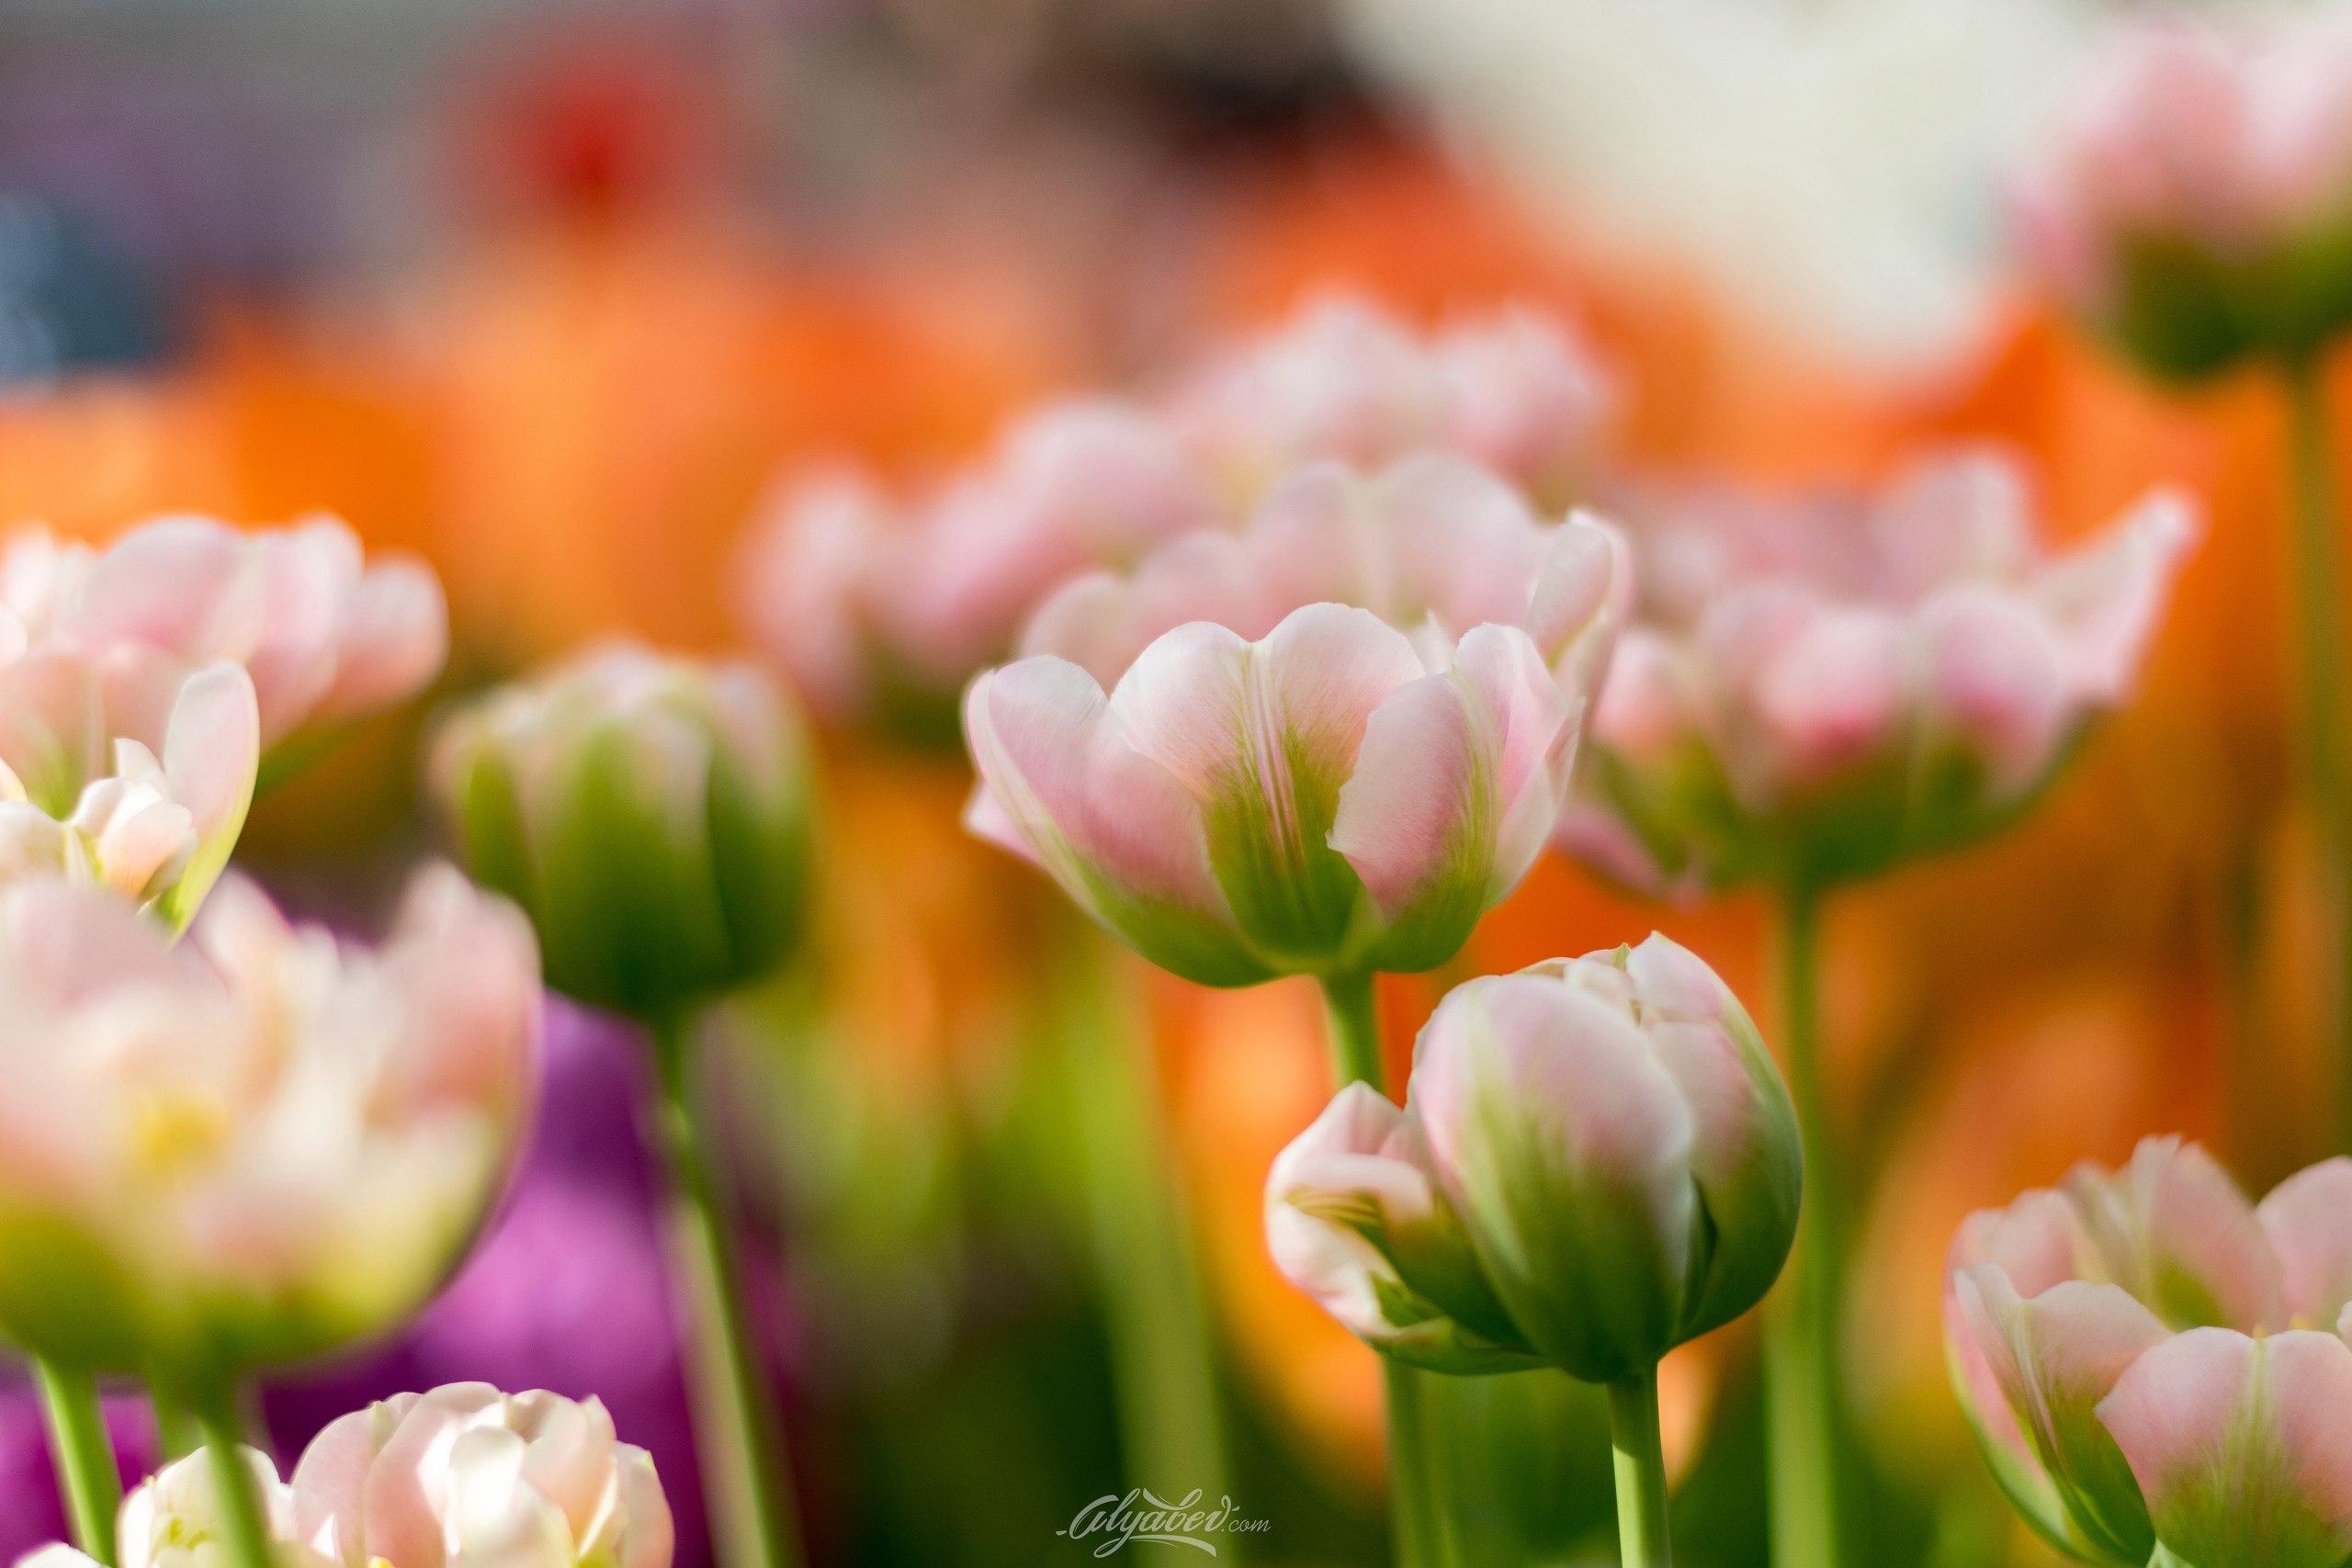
1054,925 -> 1235,1537
148,1378 -> 199,1462
1318,972 -> 1450,1568
1764,878 -> 1845,1568
1608,1367 -> 1673,1568
192,1386 -> 274,1568
2282,353 -> 2352,1153
34,1359 -> 119,1562
649,1014 -> 806,1568
1318,969 -> 1385,1090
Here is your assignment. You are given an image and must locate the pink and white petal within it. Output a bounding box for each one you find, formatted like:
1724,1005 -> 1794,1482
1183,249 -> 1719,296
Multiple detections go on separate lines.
153,663 -> 260,929
1749,606 -> 1909,787
2258,1158 -> 2352,1331
2032,489 -> 2199,705
1590,628 -> 1700,764
245,520 -> 362,741
0,802 -> 67,884
1525,511 -> 1628,696
610,1446 -> 677,1568
1373,454 -> 1552,635
0,874 -> 198,1007
2098,1329 -> 2352,1568
289,1394 -> 414,1565
2072,1137 -> 2284,1333
1950,1190 -> 2096,1301
1247,462 -> 1381,614
314,559 -> 449,728
0,652 -> 104,817
1871,448 -> 2038,594
1917,584 -> 2073,793
57,515 -> 260,662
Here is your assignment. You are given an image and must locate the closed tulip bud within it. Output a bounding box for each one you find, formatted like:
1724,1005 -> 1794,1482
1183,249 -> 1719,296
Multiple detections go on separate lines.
431,643 -> 815,1022
0,651 -> 256,930
0,866 -> 538,1380
17,516 -> 447,760
1946,1137 -> 2352,1565
2019,18 -> 2352,379
289,1383 -> 673,1568
1566,449 -> 2196,894
1270,936 -> 1800,1384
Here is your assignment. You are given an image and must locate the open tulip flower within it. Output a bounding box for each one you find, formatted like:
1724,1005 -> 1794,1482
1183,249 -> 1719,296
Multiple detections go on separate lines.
2019,17 -> 2352,379
1170,293 -> 1617,511
0,865 -> 539,1382
4,516 -> 448,768
964,457 -> 1625,988
16,1383 -> 673,1568
1269,934 -> 1800,1381
1562,449 -> 2197,897
432,642 -> 815,1026
0,651 -> 256,931
1947,1137 -> 2352,1568
741,399 -> 1217,731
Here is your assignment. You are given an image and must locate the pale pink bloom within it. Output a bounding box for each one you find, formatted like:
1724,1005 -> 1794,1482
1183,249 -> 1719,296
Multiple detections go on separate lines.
741,400 -> 1216,721
1023,455 -> 1626,695
1171,294 -> 1616,507
967,466 -> 1623,986
1268,936 -> 1798,1382
1945,1139 -> 2352,1564
290,1383 -> 673,1568
1565,448 -> 2196,893
0,866 -> 538,1378
14,515 -> 448,751
2020,20 -> 2352,318
0,650 -> 256,929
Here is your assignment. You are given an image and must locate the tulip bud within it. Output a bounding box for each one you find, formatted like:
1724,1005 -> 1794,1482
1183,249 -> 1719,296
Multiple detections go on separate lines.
1269,936 -> 1800,1384
0,651 -> 256,930
431,643 -> 815,1022
289,1382 -> 673,1568
2019,19 -> 2352,379
0,866 -> 539,1380
113,1448 -> 315,1568
1946,1139 -> 2352,1566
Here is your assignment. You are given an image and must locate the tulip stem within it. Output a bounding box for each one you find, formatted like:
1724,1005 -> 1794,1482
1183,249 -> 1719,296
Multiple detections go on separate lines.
1318,971 -> 1451,1568
1607,1367 -> 1673,1568
649,1013 -> 806,1568
2282,351 -> 2352,1153
1054,923 -> 1236,1542
192,1386 -> 275,1568
34,1359 -> 119,1562
147,1377 -> 199,1461
1318,969 -> 1385,1090
1764,877 -> 1845,1568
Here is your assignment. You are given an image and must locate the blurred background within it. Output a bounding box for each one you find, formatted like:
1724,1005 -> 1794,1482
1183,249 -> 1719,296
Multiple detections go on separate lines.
0,0 -> 2327,1562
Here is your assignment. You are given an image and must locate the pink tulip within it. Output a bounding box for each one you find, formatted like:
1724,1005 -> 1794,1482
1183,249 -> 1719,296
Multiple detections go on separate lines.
1946,1138 -> 2352,1565
1171,293 -> 1616,507
965,464 -> 1623,985
740,399 -> 1216,724
1564,448 -> 2195,894
2018,17 -> 2352,376
0,650 -> 256,930
1268,936 -> 1799,1382
0,865 -> 538,1380
290,1383 -> 673,1568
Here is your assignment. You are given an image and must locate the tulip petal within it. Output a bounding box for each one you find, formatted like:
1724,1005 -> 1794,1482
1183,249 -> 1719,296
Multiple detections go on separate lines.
1412,972 -> 1697,1382
2065,1137 -> 2283,1332
2098,1328 -> 2352,1568
1111,605 -> 1421,968
1329,625 -> 1570,971
153,663 -> 261,931
0,652 -> 103,818
57,515 -> 260,662
2033,489 -> 2199,704
1952,1267 -> 2166,1562
2258,1157 -> 2352,1331
965,657 -> 1265,987
1916,584 -> 2072,798
316,558 -> 449,727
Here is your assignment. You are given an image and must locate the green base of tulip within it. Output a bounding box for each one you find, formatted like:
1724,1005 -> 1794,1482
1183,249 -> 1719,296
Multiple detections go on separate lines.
1607,1367 -> 1672,1568
1767,880 -> 1847,1568
2280,353 -> 2352,1155
35,1358 -> 119,1562
192,1386 -> 274,1568
650,1015 -> 807,1568
1054,924 -> 1236,1540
